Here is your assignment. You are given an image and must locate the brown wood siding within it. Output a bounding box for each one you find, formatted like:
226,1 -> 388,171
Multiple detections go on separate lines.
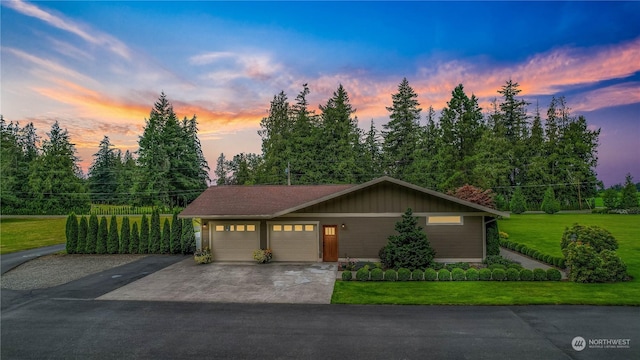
293,181 -> 475,214
275,215 -> 484,260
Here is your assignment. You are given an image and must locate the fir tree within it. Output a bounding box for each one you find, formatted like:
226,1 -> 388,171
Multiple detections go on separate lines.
96,216 -> 108,254
380,208 -> 435,270
541,187 -> 561,214
129,222 -> 140,254
77,216 -> 88,254
620,173 -> 639,209
88,136 -> 119,204
602,188 -> 619,209
86,214 -> 99,254
509,187 -> 527,214
120,216 -> 130,254
65,213 -> 78,254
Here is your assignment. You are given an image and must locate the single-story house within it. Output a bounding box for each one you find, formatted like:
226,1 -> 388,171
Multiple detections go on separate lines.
179,176 -> 508,263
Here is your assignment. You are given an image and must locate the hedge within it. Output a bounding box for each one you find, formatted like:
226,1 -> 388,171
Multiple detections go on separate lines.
501,239 -> 566,269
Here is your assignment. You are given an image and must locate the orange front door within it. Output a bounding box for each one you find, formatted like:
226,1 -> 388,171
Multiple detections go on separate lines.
322,225 -> 338,262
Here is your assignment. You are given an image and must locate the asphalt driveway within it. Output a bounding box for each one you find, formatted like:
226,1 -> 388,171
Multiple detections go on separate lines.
98,260 -> 338,304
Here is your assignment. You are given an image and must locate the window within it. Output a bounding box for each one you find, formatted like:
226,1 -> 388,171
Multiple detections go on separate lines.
304,225 -> 314,232
294,225 -> 303,231
215,225 -> 225,232
273,225 -> 282,232
236,225 -> 245,232
324,227 -> 336,236
247,225 -> 256,232
427,216 -> 463,225
283,225 -> 293,232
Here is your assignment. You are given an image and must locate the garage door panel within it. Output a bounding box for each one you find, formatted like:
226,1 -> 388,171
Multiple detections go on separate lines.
211,222 -> 259,261
269,223 -> 318,262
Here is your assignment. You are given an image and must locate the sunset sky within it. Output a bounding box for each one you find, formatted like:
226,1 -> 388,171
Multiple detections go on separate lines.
2,1 -> 639,187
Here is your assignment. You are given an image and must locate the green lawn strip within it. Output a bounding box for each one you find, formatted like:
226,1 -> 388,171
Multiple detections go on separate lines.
332,281 -> 640,306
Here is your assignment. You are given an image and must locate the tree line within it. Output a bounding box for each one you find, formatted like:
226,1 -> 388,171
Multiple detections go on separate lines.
65,211 -> 196,255
1,93 -> 209,214
216,79 -> 602,210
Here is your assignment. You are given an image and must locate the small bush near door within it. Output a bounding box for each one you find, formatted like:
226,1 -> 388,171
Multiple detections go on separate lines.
356,267 -> 370,281
370,268 -> 383,281
341,270 -> 353,281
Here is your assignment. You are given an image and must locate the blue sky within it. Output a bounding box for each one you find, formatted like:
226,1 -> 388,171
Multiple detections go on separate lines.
1,1 -> 639,186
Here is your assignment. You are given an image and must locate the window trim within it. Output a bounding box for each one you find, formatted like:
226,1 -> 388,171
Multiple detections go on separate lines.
426,215 -> 464,226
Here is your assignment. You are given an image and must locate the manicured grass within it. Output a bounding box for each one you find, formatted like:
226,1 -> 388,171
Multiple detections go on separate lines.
332,214 -> 640,305
0,215 -> 183,255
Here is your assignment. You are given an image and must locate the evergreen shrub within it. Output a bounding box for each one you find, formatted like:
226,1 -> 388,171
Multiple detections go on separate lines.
451,268 -> 466,281
424,268 -> 438,281
341,270 -> 352,281
384,269 -> 397,281
479,268 -> 492,281
533,268 -> 547,281
438,269 -> 451,281
397,268 -> 411,281
520,269 -> 534,281
506,268 -> 520,281
411,269 -> 423,281
356,266 -> 370,281
546,268 -> 562,281
371,268 -> 384,281
492,268 -> 506,281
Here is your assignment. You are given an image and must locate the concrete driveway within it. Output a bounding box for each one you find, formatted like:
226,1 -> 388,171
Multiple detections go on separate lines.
98,259 -> 337,304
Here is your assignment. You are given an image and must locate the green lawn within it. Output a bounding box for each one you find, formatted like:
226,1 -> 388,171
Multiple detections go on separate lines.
332,214 -> 640,305
0,215 -> 182,254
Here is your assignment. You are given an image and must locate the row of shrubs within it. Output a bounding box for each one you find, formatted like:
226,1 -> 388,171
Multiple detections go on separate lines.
500,239 -> 566,268
342,266 -> 562,282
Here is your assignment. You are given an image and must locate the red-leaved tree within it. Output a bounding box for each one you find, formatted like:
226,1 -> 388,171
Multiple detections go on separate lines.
449,184 -> 496,209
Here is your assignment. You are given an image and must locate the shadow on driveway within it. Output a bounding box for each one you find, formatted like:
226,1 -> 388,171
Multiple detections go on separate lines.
98,260 -> 337,304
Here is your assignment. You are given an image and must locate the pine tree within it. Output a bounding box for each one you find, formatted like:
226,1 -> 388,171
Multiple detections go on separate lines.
88,136 -> 119,204
257,91 -> 291,184
115,150 -> 137,205
149,209 -> 161,253
509,187 -> 527,214
287,84 -> 322,185
379,208 -> 435,270
541,187 -> 561,214
358,120 -> 382,182
161,218 -> 171,254
382,78 -> 422,180
65,213 -> 78,254
139,214 -> 149,254
215,153 -> 230,185
86,214 -> 99,254
120,216 -> 130,254
170,212 -> 182,254
620,173 -> 639,209
497,80 -> 530,189
129,222 -> 140,254
96,216 -> 108,254
77,216 -> 88,254
181,218 -> 196,254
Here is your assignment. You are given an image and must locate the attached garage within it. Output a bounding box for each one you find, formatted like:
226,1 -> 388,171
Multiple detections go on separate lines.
209,221 -> 259,261
268,222 -> 319,262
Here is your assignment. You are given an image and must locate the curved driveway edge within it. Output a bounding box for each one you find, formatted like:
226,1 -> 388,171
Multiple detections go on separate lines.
98,261 -> 338,304
1,244 -> 66,275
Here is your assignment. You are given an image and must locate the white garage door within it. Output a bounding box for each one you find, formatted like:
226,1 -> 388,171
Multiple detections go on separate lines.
268,223 -> 318,261
210,222 -> 259,261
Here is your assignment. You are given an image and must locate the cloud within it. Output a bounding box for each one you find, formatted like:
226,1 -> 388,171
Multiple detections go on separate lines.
3,47 -> 96,84
570,82 -> 640,112
189,51 -> 282,82
3,0 -> 131,59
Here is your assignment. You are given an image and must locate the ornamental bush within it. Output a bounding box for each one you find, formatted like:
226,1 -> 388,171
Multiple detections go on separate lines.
492,268 -> 506,281
107,215 -> 119,254
96,216 -> 108,254
506,268 -> 520,281
161,218 -> 171,254
424,268 -> 438,281
139,214 -> 149,254
561,223 -> 618,254
170,212 -> 182,254
370,268 -> 383,281
546,268 -> 562,281
533,268 -> 547,281
488,264 -> 506,271
411,269 -> 424,281
438,269 -> 451,281
466,268 -> 479,281
149,210 -> 161,254
486,225 -> 500,256
356,266 -> 370,281
120,217 -> 130,254
76,216 -> 88,254
397,268 -> 411,281
379,208 -> 435,270
520,269 -> 534,281
341,270 -> 352,281
445,262 -> 470,271
65,213 -> 78,254
479,268 -> 492,281
86,214 -> 99,254
129,222 -> 140,254
507,263 -> 523,271
384,269 -> 397,281
541,187 -> 560,214
451,268 -> 466,281
509,187 -> 527,214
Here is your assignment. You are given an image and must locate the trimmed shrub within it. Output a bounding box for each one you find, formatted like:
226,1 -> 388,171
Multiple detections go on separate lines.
492,268 -> 506,281
451,268 -> 466,281
532,251 -> 540,260
170,213 -> 182,254
486,225 -> 500,256
561,223 -> 618,254
445,262 -> 470,271
533,268 -> 547,281
356,266 -> 369,281
520,269 -> 534,281
431,262 -> 444,270
96,216 -> 108,254
466,268 -> 479,281
558,258 -> 566,269
397,268 -> 411,281
341,270 -> 352,281
86,214 -> 99,254
129,222 -> 140,254
546,268 -> 562,281
120,217 -> 130,254
107,215 -> 119,254
149,210 -> 161,254
181,218 -> 196,254
479,268 -> 492,281
161,218 -> 171,254
506,268 -> 520,281
599,250 -> 628,282
411,269 -> 424,281
438,269 -> 451,281
384,269 -> 397,281
76,216 -> 88,254
488,264 -> 506,270
65,213 -> 78,254
425,268 -> 438,281
507,263 -> 523,270
519,245 -> 528,254
565,243 -> 627,282
370,268 -> 384,281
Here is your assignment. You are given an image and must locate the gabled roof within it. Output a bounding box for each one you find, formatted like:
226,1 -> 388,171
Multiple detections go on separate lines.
179,176 -> 509,219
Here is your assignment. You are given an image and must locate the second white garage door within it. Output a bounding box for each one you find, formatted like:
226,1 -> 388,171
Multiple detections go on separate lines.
268,223 -> 318,262
210,222 -> 260,261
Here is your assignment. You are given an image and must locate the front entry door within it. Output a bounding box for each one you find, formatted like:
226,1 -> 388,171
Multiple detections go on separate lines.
322,225 -> 338,262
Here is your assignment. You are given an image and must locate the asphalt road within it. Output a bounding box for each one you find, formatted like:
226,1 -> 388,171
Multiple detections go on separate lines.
0,244 -> 66,274
2,252 -> 638,360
